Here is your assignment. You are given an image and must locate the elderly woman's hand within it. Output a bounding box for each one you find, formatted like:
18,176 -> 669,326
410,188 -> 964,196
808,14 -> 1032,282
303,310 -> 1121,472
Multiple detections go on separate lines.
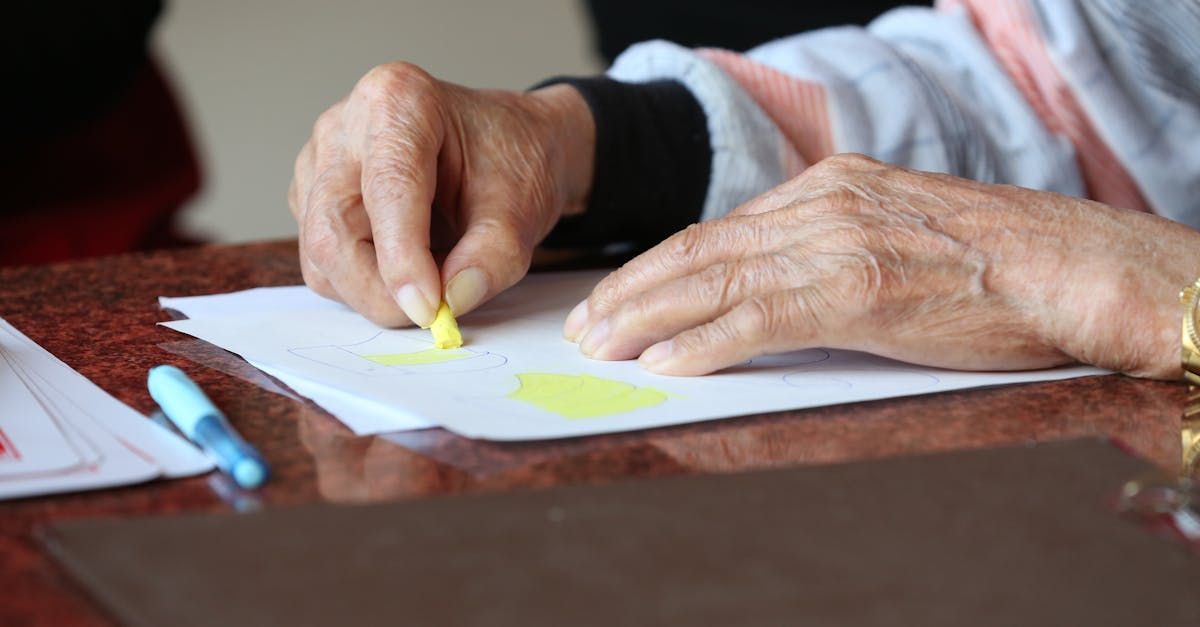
289,63 -> 593,327
566,154 -> 1199,379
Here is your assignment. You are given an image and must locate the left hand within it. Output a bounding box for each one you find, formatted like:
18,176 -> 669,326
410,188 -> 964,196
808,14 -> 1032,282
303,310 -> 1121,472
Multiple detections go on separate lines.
563,154 -> 1200,378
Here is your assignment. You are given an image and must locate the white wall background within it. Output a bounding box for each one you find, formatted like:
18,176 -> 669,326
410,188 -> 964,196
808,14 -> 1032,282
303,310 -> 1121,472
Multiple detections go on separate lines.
155,0 -> 602,243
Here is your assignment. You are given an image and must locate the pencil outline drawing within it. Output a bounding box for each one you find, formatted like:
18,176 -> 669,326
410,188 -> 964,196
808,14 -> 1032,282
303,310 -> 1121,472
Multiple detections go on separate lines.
289,331 -> 507,377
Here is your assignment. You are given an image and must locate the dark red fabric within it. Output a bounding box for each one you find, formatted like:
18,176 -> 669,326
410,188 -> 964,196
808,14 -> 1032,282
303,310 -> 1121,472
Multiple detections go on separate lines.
1,58 -> 202,267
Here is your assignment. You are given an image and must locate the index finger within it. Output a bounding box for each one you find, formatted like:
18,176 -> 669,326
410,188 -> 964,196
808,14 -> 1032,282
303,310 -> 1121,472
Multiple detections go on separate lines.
352,66 -> 445,328
566,213 -> 789,341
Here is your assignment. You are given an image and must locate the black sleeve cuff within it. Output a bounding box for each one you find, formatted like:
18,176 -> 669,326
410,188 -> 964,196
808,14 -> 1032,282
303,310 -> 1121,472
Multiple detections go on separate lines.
533,76 -> 712,250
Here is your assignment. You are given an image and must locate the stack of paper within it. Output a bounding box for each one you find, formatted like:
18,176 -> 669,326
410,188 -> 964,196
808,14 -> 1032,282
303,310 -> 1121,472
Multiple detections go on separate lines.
0,319 -> 212,501
159,271 -> 1108,441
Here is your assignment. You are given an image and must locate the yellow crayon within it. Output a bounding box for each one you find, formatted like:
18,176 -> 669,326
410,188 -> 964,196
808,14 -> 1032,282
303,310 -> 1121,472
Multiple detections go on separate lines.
425,302 -> 463,349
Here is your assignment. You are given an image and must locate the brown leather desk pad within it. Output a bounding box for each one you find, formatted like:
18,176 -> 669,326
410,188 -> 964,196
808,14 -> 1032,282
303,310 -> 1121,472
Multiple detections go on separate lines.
41,438 -> 1200,626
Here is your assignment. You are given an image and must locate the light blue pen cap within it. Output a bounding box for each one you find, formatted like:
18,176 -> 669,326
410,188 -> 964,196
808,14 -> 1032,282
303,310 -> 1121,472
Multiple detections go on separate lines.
232,457 -> 267,489
148,365 -> 269,489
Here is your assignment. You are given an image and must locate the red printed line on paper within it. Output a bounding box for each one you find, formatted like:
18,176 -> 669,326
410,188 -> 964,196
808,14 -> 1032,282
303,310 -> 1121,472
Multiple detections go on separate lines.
0,428 -> 20,461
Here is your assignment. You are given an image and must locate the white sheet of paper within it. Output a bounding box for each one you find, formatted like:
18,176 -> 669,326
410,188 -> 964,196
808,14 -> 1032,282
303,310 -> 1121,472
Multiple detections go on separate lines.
162,289 -> 433,434
0,361 -> 161,501
0,319 -> 212,477
161,272 -> 1109,441
0,351 -> 84,477
160,286 -> 348,319
250,360 -> 434,434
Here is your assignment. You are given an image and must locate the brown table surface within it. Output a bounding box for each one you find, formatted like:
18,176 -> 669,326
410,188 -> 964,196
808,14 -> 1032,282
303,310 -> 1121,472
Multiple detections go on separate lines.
0,240 -> 1189,626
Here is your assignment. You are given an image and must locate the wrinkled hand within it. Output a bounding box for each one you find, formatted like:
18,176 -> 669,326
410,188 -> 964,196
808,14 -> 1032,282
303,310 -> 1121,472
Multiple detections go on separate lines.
289,63 -> 593,327
565,154 -> 1199,379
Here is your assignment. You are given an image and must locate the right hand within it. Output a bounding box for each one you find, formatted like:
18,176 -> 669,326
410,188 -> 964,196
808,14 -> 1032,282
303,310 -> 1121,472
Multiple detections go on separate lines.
567,154 -> 1200,380
289,63 -> 594,327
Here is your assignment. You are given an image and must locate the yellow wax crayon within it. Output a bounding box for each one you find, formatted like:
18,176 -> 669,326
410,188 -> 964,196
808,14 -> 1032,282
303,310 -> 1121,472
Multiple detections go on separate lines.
425,302 -> 463,349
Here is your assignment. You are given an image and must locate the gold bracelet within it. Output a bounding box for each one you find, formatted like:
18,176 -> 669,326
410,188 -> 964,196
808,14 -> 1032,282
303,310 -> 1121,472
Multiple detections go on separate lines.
1184,411 -> 1200,475
1180,278 -> 1200,474
1182,277 -> 1200,386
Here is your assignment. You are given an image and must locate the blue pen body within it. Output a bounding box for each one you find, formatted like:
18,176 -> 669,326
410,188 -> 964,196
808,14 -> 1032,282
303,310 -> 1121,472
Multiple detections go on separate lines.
147,365 -> 269,489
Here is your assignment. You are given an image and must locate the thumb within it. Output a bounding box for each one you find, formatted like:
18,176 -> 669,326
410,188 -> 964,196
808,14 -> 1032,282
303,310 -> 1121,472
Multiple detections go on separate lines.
439,215 -> 537,316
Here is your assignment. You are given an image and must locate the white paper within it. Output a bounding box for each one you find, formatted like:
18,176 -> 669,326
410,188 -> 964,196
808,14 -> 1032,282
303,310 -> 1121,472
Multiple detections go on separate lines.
0,352 -> 84,477
250,360 -> 434,434
161,272 -> 1109,441
0,360 -> 161,500
160,286 -> 348,319
0,319 -> 212,477
163,288 -> 433,434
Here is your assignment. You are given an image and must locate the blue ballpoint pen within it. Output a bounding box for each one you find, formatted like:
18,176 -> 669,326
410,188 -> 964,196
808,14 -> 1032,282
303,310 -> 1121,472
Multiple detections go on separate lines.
147,365 -> 269,489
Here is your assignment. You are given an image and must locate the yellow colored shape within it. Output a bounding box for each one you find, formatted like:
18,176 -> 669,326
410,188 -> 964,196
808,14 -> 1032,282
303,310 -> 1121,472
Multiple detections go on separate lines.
425,302 -> 463,349
363,348 -> 471,366
508,373 -> 668,419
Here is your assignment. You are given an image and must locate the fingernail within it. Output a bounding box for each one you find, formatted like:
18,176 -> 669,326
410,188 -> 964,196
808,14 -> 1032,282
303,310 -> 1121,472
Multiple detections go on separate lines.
396,284 -> 436,328
563,300 -> 590,342
639,340 -> 674,368
579,318 -> 610,357
445,267 -> 488,315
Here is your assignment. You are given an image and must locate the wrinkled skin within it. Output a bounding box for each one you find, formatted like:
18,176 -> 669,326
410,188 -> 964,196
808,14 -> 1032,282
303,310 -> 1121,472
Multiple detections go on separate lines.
292,63 -> 1199,380
288,62 -> 592,327
565,154 -> 1199,379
